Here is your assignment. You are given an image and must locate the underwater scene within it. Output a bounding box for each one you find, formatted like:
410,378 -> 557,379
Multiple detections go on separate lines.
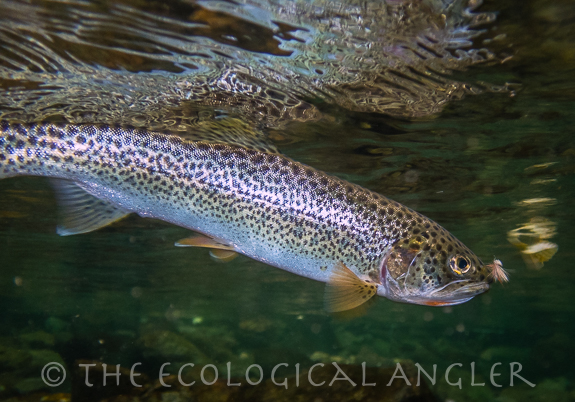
0,0 -> 574,401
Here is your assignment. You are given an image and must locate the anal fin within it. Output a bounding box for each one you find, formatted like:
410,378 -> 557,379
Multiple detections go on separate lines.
324,262 -> 378,313
50,179 -> 130,236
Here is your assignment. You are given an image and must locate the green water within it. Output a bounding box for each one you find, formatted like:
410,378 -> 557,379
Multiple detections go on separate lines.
0,0 -> 574,401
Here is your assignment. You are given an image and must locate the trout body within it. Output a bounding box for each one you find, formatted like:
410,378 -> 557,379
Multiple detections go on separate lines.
0,121 -> 492,307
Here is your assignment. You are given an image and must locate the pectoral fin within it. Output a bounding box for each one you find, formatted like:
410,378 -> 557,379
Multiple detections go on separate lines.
175,234 -> 234,250
175,234 -> 237,261
50,179 -> 130,236
324,262 -> 378,313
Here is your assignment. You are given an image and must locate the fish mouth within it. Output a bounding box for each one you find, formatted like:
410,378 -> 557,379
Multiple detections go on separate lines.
382,277 -> 490,307
418,280 -> 490,306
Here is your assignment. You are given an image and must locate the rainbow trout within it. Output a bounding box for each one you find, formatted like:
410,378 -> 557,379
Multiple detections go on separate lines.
0,119 -> 498,311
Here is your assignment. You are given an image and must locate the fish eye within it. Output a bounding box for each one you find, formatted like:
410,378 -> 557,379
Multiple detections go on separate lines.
450,255 -> 471,275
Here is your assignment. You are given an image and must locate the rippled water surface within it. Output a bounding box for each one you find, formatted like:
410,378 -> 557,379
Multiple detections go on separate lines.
0,0 -> 574,401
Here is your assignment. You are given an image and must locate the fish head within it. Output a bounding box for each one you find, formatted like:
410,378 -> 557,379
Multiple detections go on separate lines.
379,221 -> 490,306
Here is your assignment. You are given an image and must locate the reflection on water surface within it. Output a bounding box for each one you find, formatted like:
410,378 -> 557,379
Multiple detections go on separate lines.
0,0 -> 574,401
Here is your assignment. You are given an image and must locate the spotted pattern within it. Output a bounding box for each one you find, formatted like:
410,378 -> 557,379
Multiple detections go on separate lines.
0,120 -> 486,295
385,217 -> 487,300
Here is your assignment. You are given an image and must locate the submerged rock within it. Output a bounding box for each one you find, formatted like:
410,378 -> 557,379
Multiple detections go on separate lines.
0,344 -> 30,372
14,378 -> 49,394
2,362 -> 441,401
71,360 -> 149,402
63,362 -> 438,401
0,343 -> 67,397
480,346 -> 529,363
20,331 -> 55,349
139,330 -> 209,365
498,377 -> 572,402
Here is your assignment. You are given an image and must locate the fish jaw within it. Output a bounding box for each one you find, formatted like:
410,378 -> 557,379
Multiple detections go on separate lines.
419,280 -> 490,306
380,273 -> 490,306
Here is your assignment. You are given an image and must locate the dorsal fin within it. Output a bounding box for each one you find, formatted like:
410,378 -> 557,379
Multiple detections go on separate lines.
50,179 -> 130,236
176,118 -> 281,154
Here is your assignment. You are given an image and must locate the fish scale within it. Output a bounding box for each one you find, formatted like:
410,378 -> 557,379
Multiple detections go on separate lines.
0,120 -> 493,308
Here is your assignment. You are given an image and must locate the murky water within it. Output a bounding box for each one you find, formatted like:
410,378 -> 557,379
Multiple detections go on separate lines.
0,0 -> 574,401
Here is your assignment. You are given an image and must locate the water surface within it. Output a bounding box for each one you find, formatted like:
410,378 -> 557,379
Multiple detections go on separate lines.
0,0 -> 574,401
